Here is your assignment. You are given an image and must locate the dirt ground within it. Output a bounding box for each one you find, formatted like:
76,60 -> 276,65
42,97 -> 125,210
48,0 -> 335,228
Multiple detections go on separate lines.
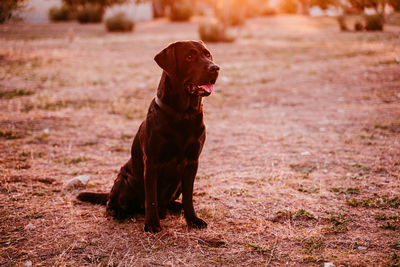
1,15 -> 400,266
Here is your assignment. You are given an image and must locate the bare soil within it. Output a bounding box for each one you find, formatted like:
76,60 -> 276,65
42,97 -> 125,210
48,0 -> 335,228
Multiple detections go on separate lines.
1,16 -> 400,266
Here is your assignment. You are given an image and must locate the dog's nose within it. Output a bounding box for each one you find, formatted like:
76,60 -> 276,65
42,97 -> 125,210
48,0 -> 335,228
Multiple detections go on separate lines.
208,64 -> 220,73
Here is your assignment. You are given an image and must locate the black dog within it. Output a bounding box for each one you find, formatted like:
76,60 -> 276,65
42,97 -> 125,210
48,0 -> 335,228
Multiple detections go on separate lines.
78,40 -> 219,232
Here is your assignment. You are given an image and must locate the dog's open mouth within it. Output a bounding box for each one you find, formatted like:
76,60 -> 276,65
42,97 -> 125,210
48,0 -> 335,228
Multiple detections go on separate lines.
186,80 -> 216,97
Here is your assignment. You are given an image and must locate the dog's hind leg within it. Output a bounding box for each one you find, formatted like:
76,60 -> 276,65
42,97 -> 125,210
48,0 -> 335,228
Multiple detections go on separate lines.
106,159 -> 143,219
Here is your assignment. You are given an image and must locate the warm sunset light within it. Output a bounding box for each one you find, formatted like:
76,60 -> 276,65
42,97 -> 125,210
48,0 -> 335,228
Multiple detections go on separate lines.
1,0 -> 399,266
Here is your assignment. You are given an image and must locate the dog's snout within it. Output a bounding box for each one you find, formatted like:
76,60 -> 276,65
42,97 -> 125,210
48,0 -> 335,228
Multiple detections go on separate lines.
208,64 -> 220,73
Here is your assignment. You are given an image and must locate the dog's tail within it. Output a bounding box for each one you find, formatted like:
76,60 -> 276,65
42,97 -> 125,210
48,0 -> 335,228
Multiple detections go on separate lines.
77,192 -> 109,205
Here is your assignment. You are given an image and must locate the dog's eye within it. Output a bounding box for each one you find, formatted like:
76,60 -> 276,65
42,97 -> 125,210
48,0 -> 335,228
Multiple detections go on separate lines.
186,50 -> 197,61
205,51 -> 211,58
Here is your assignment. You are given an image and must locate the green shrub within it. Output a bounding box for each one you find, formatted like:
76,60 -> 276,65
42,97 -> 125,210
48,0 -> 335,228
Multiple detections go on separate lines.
0,0 -> 24,23
243,0 -> 262,18
224,11 -> 245,26
309,0 -> 337,10
278,0 -> 298,14
77,4 -> 103,23
48,5 -> 71,22
354,21 -> 364,31
198,21 -> 234,43
169,2 -> 193,22
261,6 -> 277,16
337,15 -> 348,31
388,0 -> 400,11
105,13 -> 134,32
365,15 -> 383,31
242,0 -> 276,18
215,5 -> 246,26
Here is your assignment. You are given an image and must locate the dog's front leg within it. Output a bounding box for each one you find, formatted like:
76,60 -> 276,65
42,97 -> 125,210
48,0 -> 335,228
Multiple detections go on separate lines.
182,161 -> 207,229
143,160 -> 161,233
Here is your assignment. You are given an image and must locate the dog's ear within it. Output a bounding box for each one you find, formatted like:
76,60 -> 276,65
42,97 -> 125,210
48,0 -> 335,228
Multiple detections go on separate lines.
154,43 -> 177,77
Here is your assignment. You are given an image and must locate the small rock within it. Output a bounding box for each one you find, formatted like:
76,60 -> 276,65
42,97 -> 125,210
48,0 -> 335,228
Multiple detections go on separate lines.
64,175 -> 90,190
301,151 -> 311,156
324,262 -> 335,267
358,246 -> 367,250
138,83 -> 146,89
221,76 -> 230,83
24,261 -> 32,267
25,223 -> 35,230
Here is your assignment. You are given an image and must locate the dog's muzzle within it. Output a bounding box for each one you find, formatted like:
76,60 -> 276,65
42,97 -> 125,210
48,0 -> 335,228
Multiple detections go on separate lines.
186,83 -> 215,97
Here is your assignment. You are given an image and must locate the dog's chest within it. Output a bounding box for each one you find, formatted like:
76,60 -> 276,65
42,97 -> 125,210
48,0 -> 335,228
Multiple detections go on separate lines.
157,119 -> 205,163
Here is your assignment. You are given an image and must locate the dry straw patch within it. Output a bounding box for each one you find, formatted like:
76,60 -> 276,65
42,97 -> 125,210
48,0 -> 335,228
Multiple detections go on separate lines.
1,16 -> 400,266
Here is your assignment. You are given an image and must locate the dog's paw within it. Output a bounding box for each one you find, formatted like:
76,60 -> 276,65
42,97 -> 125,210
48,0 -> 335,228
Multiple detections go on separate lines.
144,223 -> 162,233
106,207 -> 128,221
187,217 -> 207,229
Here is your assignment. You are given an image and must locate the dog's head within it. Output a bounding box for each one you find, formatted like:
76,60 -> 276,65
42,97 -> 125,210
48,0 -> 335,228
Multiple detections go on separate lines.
154,40 -> 219,97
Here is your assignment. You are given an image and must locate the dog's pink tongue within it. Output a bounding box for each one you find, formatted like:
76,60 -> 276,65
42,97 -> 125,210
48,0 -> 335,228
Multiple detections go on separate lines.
199,84 -> 214,94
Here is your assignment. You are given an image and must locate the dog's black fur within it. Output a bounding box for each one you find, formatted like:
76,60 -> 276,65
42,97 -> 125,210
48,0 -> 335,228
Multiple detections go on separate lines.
77,40 -> 219,232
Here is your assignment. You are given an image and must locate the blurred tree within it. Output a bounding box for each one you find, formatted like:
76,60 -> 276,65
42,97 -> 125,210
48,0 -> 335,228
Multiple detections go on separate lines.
336,0 -> 388,31
298,0 -> 310,14
63,0 -> 129,10
63,0 -> 148,23
219,0 -> 246,25
244,0 -> 274,17
309,0 -> 393,16
347,0 -> 387,14
308,0 -> 338,10
0,0 -> 25,23
347,0 -> 387,31
169,0 -> 193,21
388,0 -> 400,10
153,0 -> 198,18
278,0 -> 299,13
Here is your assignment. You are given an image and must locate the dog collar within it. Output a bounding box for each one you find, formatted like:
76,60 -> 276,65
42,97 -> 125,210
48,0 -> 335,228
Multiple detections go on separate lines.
154,95 -> 202,118
155,95 -> 179,116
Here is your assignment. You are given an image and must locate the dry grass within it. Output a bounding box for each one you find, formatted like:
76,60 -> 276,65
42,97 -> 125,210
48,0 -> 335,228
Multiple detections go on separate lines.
1,16 -> 400,266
